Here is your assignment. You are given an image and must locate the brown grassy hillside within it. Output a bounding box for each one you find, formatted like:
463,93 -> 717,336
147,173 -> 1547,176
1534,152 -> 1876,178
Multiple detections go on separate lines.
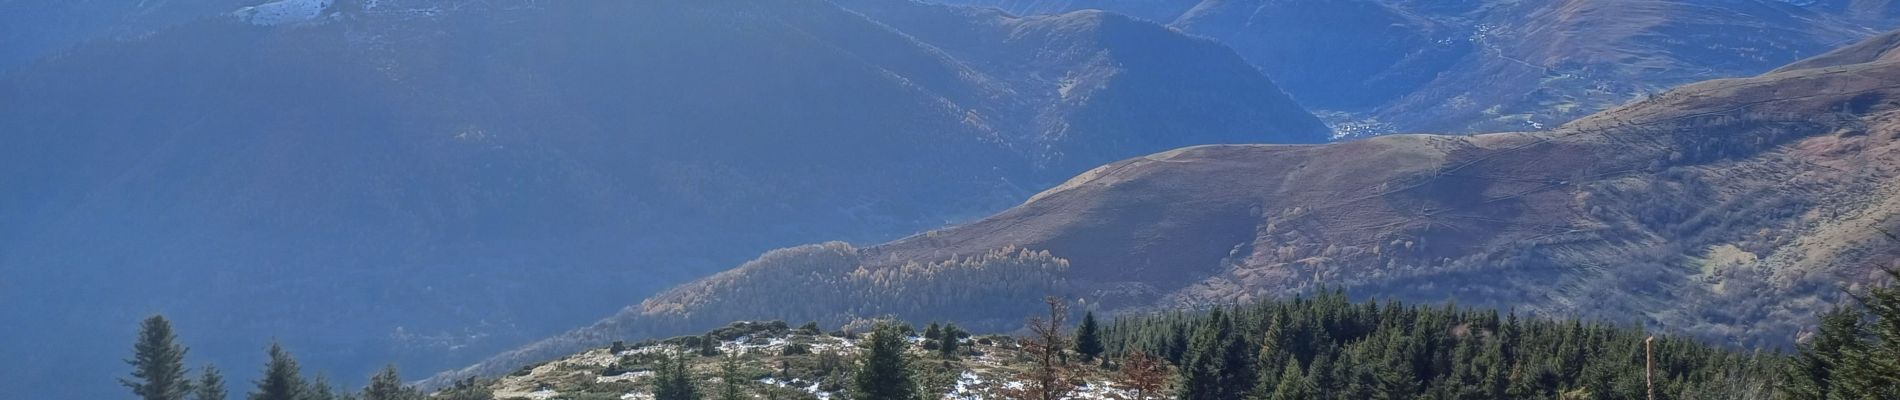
429,28 -> 1900,386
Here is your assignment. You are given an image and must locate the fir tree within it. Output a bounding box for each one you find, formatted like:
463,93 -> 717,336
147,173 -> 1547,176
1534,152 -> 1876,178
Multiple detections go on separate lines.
125,315 -> 194,400
1249,317 -> 1289,399
1075,311 -> 1105,363
700,333 -> 722,356
248,342 -> 306,400
1179,309 -> 1223,400
361,365 -> 423,400
194,364 -> 227,400
924,323 -> 943,344
1786,306 -> 1862,399
1214,319 -> 1256,400
853,323 -> 917,400
1266,360 -> 1316,400
654,352 -> 701,400
1829,269 -> 1900,399
306,375 -> 340,400
718,356 -> 747,400
938,323 -> 963,359
1178,309 -> 1252,400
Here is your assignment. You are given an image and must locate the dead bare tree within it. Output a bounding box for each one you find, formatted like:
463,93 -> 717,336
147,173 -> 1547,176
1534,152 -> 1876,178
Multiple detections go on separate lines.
1646,336 -> 1656,400
1006,296 -> 1074,400
1113,350 -> 1171,400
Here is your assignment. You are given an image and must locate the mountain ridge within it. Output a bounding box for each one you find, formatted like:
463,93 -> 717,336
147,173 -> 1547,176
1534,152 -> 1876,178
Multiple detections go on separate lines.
934,0 -> 1900,135
428,26 -> 1900,386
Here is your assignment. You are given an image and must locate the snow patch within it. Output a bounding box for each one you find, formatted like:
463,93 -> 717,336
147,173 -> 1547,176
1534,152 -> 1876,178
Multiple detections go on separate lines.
759,377 -> 834,400
596,371 -> 653,383
235,0 -> 333,26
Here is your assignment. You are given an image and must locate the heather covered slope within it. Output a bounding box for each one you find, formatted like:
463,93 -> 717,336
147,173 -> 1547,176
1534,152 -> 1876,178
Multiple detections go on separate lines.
435,29 -> 1900,384
936,0 -> 1900,135
0,0 -> 1323,397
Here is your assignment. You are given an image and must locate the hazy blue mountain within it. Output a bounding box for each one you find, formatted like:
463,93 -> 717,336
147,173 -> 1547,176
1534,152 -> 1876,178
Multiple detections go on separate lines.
0,0 -> 254,75
934,0 -> 1900,135
0,0 -> 1323,397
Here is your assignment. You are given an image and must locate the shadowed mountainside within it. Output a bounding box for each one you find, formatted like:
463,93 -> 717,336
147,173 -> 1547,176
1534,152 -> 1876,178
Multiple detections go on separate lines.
432,28 -> 1900,385
0,0 -> 1324,397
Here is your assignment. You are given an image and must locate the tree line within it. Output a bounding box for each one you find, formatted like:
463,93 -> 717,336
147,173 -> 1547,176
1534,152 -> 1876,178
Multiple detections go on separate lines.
125,270 -> 1899,400
120,315 -> 492,400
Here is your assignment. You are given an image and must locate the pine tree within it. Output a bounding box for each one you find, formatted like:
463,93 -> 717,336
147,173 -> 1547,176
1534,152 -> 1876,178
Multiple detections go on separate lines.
1179,309 -> 1226,400
125,315 -> 194,400
701,333 -> 722,356
1075,311 -> 1105,363
924,323 -> 943,344
1215,320 -> 1256,400
1266,360 -> 1316,400
718,356 -> 747,400
1178,309 -> 1252,400
249,342 -> 306,400
938,323 -> 963,359
194,364 -> 227,400
853,323 -> 917,400
306,375 -> 340,400
1856,269 -> 1900,392
1785,306 -> 1862,399
654,352 -> 701,400
361,365 -> 422,400
1248,317 -> 1289,400
1830,269 -> 1900,399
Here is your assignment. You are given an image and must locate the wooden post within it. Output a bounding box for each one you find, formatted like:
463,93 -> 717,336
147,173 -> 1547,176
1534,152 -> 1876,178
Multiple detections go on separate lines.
1645,336 -> 1656,400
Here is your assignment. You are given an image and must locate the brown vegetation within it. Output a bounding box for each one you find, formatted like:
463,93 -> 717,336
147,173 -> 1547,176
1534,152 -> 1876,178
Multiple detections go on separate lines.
437,29 -> 1900,386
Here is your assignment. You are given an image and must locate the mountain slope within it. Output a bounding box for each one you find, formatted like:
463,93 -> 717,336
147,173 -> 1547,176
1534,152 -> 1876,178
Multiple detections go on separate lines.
434,28 -> 1900,384
0,0 -> 254,75
0,1 -> 1323,397
936,0 -> 1900,135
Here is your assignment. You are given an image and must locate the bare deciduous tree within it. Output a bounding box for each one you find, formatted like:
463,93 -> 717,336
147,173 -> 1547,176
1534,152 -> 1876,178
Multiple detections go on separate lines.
1113,350 -> 1170,400
1005,297 -> 1074,400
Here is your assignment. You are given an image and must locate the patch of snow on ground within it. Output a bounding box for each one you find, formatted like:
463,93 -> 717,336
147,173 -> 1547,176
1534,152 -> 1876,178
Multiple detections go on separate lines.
718,336 -> 792,355
235,0 -> 332,25
950,371 -> 989,400
525,389 -> 560,400
1071,381 -> 1133,400
597,371 -> 653,383
805,336 -> 858,353
759,377 -> 834,399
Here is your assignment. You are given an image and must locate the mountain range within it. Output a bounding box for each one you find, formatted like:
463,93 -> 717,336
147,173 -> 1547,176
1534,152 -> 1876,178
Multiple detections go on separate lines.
936,0 -> 1900,134
0,0 -> 1324,397
430,24 -> 1900,386
11,0 -> 1900,397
